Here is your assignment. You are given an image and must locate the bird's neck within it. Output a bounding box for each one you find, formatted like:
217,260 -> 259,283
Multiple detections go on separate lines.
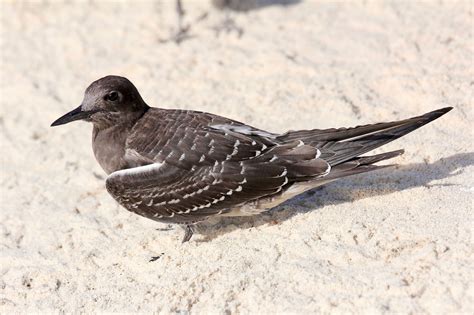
92,121 -> 135,175
91,108 -> 149,174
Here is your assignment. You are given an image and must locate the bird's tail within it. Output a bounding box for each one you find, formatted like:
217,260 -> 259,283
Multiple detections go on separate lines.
277,107 -> 452,166
277,107 -> 453,180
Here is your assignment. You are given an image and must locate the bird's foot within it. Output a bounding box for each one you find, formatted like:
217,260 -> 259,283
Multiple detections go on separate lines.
181,224 -> 196,243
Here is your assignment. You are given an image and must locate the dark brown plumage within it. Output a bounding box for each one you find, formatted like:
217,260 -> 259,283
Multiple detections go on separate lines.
51,75 -> 452,242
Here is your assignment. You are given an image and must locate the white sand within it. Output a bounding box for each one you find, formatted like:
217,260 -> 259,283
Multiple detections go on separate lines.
1,1 -> 472,313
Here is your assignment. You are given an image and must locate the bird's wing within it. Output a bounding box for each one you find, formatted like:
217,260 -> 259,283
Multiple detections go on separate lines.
124,108 -> 280,169
105,109 -> 330,223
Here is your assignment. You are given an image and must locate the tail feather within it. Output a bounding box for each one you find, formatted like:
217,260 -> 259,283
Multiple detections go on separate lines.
349,149 -> 405,165
279,107 -> 452,143
322,149 -> 403,180
278,107 -> 452,166
323,164 -> 396,181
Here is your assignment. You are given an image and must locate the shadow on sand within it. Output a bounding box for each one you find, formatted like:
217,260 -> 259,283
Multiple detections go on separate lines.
212,0 -> 302,12
194,152 -> 474,241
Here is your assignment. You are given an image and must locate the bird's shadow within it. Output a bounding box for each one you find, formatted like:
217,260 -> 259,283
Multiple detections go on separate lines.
194,152 -> 474,241
212,0 -> 302,12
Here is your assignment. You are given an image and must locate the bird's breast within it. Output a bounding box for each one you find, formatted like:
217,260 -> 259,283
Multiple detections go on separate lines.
92,125 -> 129,175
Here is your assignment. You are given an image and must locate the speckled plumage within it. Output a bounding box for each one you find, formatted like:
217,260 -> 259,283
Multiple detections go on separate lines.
51,75 -> 452,242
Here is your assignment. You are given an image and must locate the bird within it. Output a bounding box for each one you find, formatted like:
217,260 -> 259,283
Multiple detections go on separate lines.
51,75 -> 452,242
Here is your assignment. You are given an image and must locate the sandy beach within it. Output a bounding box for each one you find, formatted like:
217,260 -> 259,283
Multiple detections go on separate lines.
1,0 -> 473,313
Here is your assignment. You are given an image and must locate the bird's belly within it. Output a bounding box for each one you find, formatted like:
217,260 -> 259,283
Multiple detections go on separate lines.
223,180 -> 333,217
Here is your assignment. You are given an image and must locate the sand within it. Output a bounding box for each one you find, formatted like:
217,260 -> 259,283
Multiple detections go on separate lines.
1,0 -> 473,313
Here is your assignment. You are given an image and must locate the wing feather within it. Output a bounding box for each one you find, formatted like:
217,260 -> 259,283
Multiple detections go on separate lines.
105,108 -> 331,223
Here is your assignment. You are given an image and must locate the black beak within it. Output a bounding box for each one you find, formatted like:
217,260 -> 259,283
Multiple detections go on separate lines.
51,105 -> 94,127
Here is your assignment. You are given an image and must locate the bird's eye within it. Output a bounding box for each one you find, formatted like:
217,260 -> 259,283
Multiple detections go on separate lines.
106,91 -> 120,102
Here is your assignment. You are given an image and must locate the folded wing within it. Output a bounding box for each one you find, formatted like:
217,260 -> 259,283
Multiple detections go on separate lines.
106,109 -> 331,224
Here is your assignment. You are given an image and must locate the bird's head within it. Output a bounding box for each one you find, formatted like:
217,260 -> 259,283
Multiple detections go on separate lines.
51,75 -> 149,129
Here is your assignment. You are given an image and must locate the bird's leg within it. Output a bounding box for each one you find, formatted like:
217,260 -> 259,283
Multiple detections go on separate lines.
181,224 -> 196,243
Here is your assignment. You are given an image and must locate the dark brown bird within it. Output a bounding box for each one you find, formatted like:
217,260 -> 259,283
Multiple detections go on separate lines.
51,75 -> 452,242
